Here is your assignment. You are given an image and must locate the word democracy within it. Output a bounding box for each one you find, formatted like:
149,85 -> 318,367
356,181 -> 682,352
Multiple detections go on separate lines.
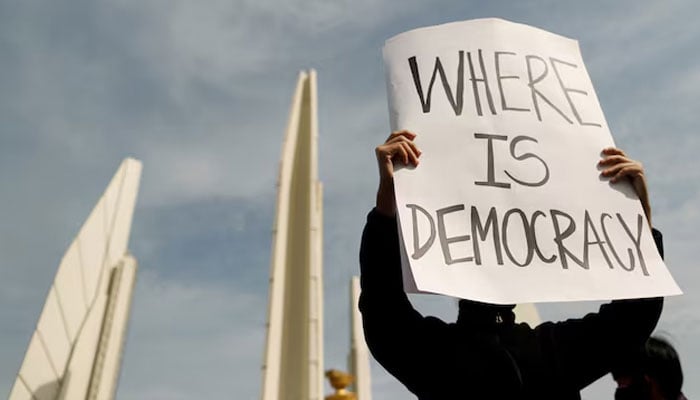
406,203 -> 650,276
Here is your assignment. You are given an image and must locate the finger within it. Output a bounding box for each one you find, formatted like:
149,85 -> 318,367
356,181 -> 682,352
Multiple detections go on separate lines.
598,154 -> 630,166
604,163 -> 643,182
385,133 -> 416,148
386,130 -> 416,143
385,133 -> 414,145
602,160 -> 643,175
400,141 -> 420,166
375,143 -> 397,163
376,143 -> 401,162
601,162 -> 636,176
386,143 -> 408,165
404,137 -> 422,157
385,135 -> 422,157
611,165 -> 641,183
601,147 -> 627,157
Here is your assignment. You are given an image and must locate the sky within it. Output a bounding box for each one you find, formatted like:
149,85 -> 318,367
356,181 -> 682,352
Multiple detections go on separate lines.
0,1 -> 698,399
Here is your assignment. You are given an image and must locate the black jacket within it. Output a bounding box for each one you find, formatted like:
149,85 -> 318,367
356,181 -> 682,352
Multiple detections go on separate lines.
359,209 -> 663,400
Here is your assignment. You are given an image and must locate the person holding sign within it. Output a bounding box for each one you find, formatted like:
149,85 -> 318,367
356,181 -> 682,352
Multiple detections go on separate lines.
359,131 -> 664,400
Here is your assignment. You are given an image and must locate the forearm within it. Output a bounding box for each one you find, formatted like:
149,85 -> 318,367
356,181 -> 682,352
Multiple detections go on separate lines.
375,178 -> 396,217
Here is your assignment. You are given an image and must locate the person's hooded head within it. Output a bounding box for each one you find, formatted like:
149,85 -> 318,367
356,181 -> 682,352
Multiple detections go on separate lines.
612,336 -> 685,400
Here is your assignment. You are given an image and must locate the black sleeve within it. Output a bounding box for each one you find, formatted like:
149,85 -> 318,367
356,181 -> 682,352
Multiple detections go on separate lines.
537,228 -> 665,391
358,208 -> 435,395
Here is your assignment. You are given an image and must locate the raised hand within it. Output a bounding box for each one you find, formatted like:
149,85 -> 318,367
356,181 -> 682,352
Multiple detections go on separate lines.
375,130 -> 421,216
599,147 -> 652,227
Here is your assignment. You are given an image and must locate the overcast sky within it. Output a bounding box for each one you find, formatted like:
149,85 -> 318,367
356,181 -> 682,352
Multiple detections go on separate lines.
1,1 -> 698,399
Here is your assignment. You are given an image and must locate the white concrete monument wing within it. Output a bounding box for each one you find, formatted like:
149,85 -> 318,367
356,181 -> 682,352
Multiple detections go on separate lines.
102,162 -> 122,232
17,333 -> 59,400
78,199 -> 108,306
59,287 -> 108,400
90,256 -> 138,400
9,158 -> 142,400
36,289 -> 71,375
105,161 -> 141,268
7,381 -> 33,400
54,241 -> 88,342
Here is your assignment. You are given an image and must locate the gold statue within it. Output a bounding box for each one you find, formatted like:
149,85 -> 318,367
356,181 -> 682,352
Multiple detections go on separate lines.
325,369 -> 357,400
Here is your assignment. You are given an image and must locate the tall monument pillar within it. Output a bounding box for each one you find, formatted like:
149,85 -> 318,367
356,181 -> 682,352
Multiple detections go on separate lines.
348,277 -> 372,400
261,70 -> 324,400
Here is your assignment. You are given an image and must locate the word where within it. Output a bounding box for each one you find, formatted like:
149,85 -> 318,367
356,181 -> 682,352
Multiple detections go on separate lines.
409,49 -> 601,127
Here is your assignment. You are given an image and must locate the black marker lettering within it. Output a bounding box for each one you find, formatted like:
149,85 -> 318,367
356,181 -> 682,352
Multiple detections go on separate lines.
474,133 -> 511,188
504,135 -> 550,187
494,51 -> 530,112
530,210 -> 557,263
436,204 -> 473,265
467,49 -> 497,116
526,55 -> 573,124
470,206 -> 503,265
600,213 -> 635,271
618,213 -> 649,276
551,209 -> 587,269
583,210 -> 613,269
406,204 -> 436,260
549,57 -> 602,127
409,53 -> 464,115
502,208 -> 535,267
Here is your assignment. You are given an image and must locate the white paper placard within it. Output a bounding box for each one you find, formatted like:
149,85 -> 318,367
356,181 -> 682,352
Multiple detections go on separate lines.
383,18 -> 682,303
